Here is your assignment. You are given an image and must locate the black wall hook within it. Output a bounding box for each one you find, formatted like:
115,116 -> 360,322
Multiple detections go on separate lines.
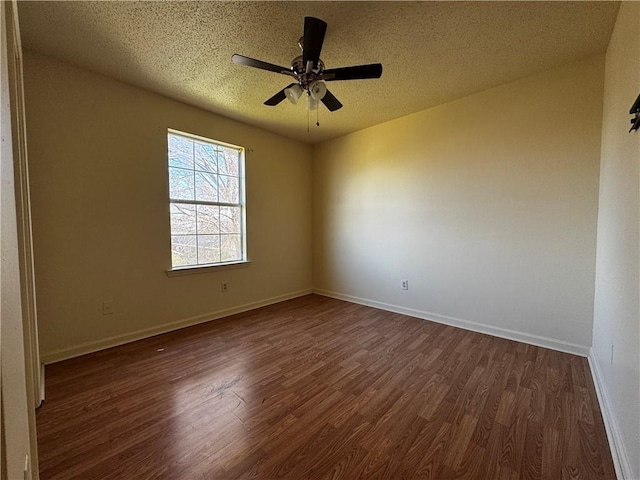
630,93 -> 640,133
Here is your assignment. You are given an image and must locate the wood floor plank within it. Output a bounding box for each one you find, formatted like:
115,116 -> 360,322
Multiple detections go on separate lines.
37,294 -> 616,479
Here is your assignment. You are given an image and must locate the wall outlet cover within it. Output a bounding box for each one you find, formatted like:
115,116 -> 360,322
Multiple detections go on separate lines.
102,301 -> 114,315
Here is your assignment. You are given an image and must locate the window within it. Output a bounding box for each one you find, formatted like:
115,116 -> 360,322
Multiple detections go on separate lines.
167,130 -> 246,269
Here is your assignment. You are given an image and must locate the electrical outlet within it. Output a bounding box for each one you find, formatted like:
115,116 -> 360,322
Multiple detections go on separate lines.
221,282 -> 229,293
102,301 -> 114,315
401,279 -> 409,290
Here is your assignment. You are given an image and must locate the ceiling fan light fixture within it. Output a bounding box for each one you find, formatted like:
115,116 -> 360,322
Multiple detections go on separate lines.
309,80 -> 327,101
285,84 -> 303,104
307,94 -> 319,110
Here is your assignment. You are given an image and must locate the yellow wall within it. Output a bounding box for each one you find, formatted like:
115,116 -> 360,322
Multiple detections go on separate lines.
23,51 -> 313,362
592,2 -> 640,477
313,55 -> 604,353
25,49 -> 608,362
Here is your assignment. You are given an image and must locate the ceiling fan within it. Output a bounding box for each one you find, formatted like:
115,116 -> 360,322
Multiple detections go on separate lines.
232,16 -> 383,112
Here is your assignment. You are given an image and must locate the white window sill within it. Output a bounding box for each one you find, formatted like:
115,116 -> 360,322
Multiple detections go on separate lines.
166,260 -> 251,277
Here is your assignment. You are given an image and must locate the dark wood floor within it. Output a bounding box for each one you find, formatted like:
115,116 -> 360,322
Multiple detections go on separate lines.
37,294 -> 616,479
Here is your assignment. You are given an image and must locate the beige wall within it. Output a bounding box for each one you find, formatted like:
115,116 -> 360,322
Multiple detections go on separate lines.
592,2 -> 640,478
313,56 -> 604,354
23,51 -> 313,362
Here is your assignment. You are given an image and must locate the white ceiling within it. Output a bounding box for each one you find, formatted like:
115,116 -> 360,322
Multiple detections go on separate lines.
18,1 -> 619,145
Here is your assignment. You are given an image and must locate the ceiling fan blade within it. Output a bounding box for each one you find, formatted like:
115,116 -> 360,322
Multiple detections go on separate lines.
302,17 -> 327,71
232,54 -> 291,75
321,89 -> 343,112
322,63 -> 383,81
264,84 -> 296,106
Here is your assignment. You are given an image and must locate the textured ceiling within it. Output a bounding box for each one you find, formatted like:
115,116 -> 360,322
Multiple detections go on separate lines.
18,1 -> 619,145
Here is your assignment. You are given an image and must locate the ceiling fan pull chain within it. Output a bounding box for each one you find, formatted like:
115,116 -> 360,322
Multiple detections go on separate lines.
307,107 -> 310,133
316,107 -> 319,127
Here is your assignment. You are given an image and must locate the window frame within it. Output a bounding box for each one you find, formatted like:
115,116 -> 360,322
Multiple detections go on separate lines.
166,128 -> 248,274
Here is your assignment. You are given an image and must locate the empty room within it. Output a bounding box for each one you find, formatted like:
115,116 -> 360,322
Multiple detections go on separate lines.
2,1 -> 638,479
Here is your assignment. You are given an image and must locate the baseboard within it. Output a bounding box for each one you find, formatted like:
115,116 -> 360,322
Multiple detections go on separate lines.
588,352 -> 633,480
313,289 -> 590,357
41,289 -> 313,364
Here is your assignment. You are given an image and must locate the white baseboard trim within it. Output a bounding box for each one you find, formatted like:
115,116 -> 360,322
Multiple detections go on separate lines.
41,289 -> 313,364
313,289 -> 590,357
588,352 -> 632,480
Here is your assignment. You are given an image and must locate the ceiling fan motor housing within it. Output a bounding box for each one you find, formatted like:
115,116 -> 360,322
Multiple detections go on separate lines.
291,56 -> 324,89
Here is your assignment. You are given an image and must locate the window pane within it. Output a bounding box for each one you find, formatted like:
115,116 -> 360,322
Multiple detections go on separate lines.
168,131 -> 244,269
218,175 -> 239,204
169,167 -> 194,200
221,234 -> 242,262
195,172 -> 218,202
197,205 -> 219,234
220,206 -> 241,234
198,235 -> 220,264
219,148 -> 239,176
170,203 -> 196,235
168,135 -> 194,170
171,235 -> 197,267
194,141 -> 218,174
